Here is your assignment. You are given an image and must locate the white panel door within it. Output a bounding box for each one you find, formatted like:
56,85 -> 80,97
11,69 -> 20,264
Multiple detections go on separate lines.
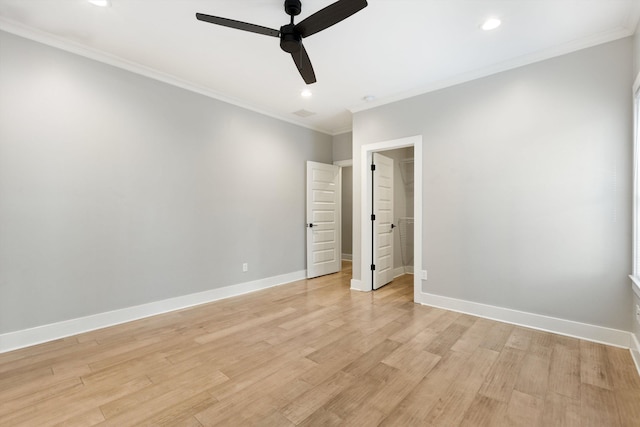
373,153 -> 394,289
306,161 -> 341,279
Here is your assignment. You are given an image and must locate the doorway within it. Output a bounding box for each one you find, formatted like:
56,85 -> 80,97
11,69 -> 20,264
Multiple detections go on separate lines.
372,148 -> 415,290
333,159 -> 353,264
359,135 -> 423,301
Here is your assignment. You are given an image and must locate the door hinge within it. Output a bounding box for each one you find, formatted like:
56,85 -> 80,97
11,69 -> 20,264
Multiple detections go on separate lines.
370,264 -> 376,271
371,214 -> 375,221
370,164 -> 376,171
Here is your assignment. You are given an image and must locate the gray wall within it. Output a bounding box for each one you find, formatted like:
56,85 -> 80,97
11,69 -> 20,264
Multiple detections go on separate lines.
633,26 -> 640,348
634,290 -> 640,355
352,38 -> 633,331
332,132 -> 352,162
341,166 -> 353,258
0,31 -> 332,334
634,21 -> 640,78
333,132 -> 353,258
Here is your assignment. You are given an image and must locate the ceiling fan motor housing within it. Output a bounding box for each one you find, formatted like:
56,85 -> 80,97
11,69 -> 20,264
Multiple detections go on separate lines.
280,24 -> 301,53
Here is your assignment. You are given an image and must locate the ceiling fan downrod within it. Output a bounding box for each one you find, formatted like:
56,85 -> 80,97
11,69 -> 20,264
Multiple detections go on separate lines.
281,0 -> 302,53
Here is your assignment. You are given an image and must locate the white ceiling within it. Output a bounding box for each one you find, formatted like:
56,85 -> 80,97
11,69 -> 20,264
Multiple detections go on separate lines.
1,1 -> 639,135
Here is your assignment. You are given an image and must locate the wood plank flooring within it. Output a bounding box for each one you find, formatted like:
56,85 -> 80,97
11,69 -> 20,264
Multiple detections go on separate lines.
1,262 -> 639,426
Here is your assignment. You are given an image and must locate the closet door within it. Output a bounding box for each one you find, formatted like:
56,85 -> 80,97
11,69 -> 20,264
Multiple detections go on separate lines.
372,152 -> 394,289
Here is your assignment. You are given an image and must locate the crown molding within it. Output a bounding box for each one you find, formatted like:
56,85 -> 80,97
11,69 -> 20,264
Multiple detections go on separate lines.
0,18 -> 334,136
350,26 -> 634,115
624,0 -> 640,35
2,15 -> 635,136
329,124 -> 354,136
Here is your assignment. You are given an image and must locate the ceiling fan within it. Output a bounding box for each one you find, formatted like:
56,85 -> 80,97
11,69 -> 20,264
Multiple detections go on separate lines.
196,0 -> 368,85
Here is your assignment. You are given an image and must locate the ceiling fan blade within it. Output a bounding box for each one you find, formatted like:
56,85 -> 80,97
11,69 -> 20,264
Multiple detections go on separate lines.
291,44 -> 317,85
294,0 -> 367,38
196,13 -> 280,37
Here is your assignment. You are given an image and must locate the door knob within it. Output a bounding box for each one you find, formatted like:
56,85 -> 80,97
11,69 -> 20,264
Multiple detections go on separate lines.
308,223 -> 317,228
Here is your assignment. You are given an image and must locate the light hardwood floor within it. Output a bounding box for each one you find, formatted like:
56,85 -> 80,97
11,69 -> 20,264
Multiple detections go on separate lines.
1,262 -> 639,426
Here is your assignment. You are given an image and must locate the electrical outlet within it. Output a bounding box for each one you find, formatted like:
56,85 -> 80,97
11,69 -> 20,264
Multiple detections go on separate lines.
242,263 -> 248,272
421,270 -> 428,280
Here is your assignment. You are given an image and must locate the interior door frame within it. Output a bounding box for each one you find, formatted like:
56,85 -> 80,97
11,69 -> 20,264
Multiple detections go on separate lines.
359,135 -> 422,301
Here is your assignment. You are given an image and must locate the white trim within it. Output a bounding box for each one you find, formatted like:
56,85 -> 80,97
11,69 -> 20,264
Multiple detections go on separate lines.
633,71 -> 640,95
632,78 -> 640,364
631,275 -> 640,299
334,159 -> 353,167
351,27 -> 635,115
0,270 -> 305,354
358,135 -> 422,298
633,84 -> 639,279
631,333 -> 640,377
330,125 -> 354,136
342,253 -> 353,261
350,278 -> 364,291
0,19 -> 333,136
627,1 -> 640,41
4,19 -> 634,138
2,18 -> 635,138
417,291 -> 632,349
391,266 -> 414,277
393,267 -> 406,279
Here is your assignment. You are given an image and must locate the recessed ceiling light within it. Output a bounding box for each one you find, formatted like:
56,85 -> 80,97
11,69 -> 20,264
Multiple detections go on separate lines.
363,95 -> 376,102
301,89 -> 312,98
481,17 -> 501,31
88,0 -> 111,7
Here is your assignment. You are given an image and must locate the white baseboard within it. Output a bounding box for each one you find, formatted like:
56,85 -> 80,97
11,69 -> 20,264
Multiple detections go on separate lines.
342,253 -> 352,261
392,266 -> 415,278
350,278 -> 367,291
0,270 -> 306,354
417,291 -> 632,349
631,333 -> 640,377
393,267 -> 406,278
